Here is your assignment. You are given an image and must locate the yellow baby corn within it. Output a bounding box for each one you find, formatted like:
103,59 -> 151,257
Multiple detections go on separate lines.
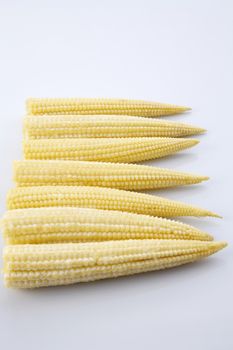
24,115 -> 205,139
3,240 -> 226,288
23,137 -> 199,163
7,186 -> 220,218
26,98 -> 190,117
13,160 -> 209,190
1,207 -> 213,244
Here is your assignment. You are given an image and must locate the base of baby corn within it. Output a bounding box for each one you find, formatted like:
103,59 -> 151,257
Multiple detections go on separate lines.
3,240 -> 227,288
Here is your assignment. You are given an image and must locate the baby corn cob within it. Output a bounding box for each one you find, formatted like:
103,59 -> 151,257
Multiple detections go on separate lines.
6,186 -> 220,218
1,207 -> 213,244
13,160 -> 209,190
3,240 -> 226,288
23,137 -> 199,163
24,115 -> 205,139
26,98 -> 190,117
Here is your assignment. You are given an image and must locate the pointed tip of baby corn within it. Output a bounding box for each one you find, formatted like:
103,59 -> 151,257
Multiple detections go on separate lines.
200,175 -> 209,181
169,104 -> 191,111
205,211 -> 223,219
182,125 -> 206,136
186,174 -> 209,184
184,203 -> 221,218
170,105 -> 192,114
167,171 -> 209,186
201,232 -> 214,241
180,105 -> 192,112
195,127 -> 207,135
176,138 -> 199,151
182,240 -> 227,258
208,241 -> 228,254
189,138 -> 200,146
175,220 -> 213,241
191,209 -> 222,218
163,137 -> 200,149
178,137 -> 199,145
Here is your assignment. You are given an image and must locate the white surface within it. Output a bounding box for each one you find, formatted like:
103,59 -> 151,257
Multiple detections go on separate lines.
0,1 -> 232,349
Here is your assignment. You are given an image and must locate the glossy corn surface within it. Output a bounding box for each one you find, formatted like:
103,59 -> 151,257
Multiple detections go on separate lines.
26,98 -> 190,117
3,240 -> 226,288
24,115 -> 204,139
23,137 -> 199,163
7,186 -> 220,218
13,160 -> 209,190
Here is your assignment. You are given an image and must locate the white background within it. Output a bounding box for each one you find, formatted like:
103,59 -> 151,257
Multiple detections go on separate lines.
0,1 -> 232,349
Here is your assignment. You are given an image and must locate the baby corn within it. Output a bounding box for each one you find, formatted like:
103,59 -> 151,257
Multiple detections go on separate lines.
24,115 -> 205,139
1,207 -> 213,244
13,160 -> 209,190
7,186 -> 220,218
3,240 -> 226,288
26,98 -> 190,117
23,137 -> 199,163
